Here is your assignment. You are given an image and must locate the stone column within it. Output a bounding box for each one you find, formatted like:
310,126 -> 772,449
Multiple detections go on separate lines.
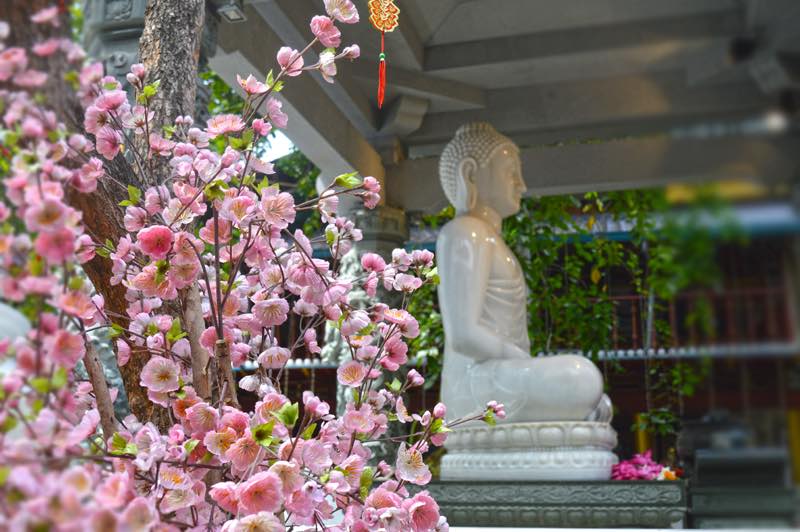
321,204 -> 408,413
83,0 -> 217,122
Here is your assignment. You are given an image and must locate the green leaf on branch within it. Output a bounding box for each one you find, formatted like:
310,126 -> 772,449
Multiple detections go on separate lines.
109,323 -> 125,339
51,368 -> 68,390
184,439 -> 199,454
273,403 -> 299,429
253,420 -> 276,447
119,185 -> 142,207
1,416 -> 17,433
359,466 -> 374,499
387,378 -> 402,394
300,422 -> 317,440
429,418 -> 451,435
110,433 -> 138,455
325,228 -> 337,248
29,377 -> 50,394
204,180 -> 228,201
483,410 -> 497,427
137,81 -> 160,104
333,172 -> 361,189
166,319 -> 186,343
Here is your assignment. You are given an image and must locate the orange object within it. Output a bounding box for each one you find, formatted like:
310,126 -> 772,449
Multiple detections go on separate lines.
367,0 -> 400,109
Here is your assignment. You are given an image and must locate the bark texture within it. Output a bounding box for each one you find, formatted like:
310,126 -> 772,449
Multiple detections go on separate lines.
83,342 -> 119,439
137,0 -> 206,187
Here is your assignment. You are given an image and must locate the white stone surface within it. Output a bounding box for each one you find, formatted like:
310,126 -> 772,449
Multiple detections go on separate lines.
0,303 -> 29,340
441,420 -> 618,481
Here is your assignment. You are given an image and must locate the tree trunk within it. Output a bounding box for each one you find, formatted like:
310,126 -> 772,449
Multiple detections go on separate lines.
137,0 -> 206,187
3,1 -> 211,428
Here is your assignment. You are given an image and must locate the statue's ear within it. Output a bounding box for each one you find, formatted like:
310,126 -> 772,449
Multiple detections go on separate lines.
455,157 -> 478,213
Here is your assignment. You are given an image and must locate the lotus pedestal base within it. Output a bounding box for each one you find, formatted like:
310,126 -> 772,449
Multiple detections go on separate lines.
441,421 -> 618,481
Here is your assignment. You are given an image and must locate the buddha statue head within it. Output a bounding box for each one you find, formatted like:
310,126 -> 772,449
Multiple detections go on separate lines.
439,122 -> 527,218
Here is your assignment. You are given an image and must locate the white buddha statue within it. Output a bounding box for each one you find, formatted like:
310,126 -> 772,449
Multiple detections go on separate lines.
437,123 -> 609,424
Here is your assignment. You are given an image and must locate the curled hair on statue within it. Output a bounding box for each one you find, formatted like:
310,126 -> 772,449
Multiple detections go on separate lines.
439,122 -> 516,213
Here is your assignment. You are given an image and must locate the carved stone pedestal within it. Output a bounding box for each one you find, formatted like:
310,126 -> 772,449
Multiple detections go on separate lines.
420,480 -> 687,528
441,421 -> 618,481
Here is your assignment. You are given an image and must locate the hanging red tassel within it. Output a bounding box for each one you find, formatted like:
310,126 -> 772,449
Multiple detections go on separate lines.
378,32 -> 386,108
368,0 -> 400,109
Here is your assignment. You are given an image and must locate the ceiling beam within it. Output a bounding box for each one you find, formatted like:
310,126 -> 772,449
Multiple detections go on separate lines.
425,9 -> 743,73
405,71 -> 772,146
346,61 -> 486,109
387,135 -> 799,213
253,0 -> 379,137
212,6 -> 384,183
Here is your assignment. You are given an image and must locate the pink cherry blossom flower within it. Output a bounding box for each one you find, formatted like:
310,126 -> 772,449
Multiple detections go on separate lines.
95,125 -> 122,160
258,346 -> 291,369
45,329 -> 85,368
302,391 -> 330,419
94,90 -> 128,112
227,513 -> 285,532
337,360 -> 367,388
341,44 -> 360,60
253,297 -> 289,327
269,461 -> 304,495
265,97 -> 288,129
137,225 -> 173,260
65,408 -> 100,446
325,0 -> 360,24
406,369 -> 425,388
253,118 -> 272,137
487,400 -> 507,419
96,472 -> 134,509
310,16 -> 341,48
210,482 -> 240,514
276,47 -> 304,77
383,308 -> 420,338
0,47 -> 28,82
301,439 -> 333,474
148,133 -> 175,157
344,404 -> 375,434
340,309 -> 370,337
139,356 -> 180,393
303,328 -> 321,354
204,427 -> 238,459
75,234 -> 97,263
31,6 -> 60,26
396,443 -> 431,485
238,471 -> 283,514
260,187 -> 296,229
220,194 -> 256,226
159,466 -> 194,491
318,50 -> 337,83
361,253 -> 386,273
119,497 -> 156,532
206,113 -> 245,138
226,430 -> 261,470
403,491 -> 441,532
24,197 -> 67,233
186,402 -> 220,434
237,74 -> 268,95
380,337 -> 408,371
393,273 -> 422,293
